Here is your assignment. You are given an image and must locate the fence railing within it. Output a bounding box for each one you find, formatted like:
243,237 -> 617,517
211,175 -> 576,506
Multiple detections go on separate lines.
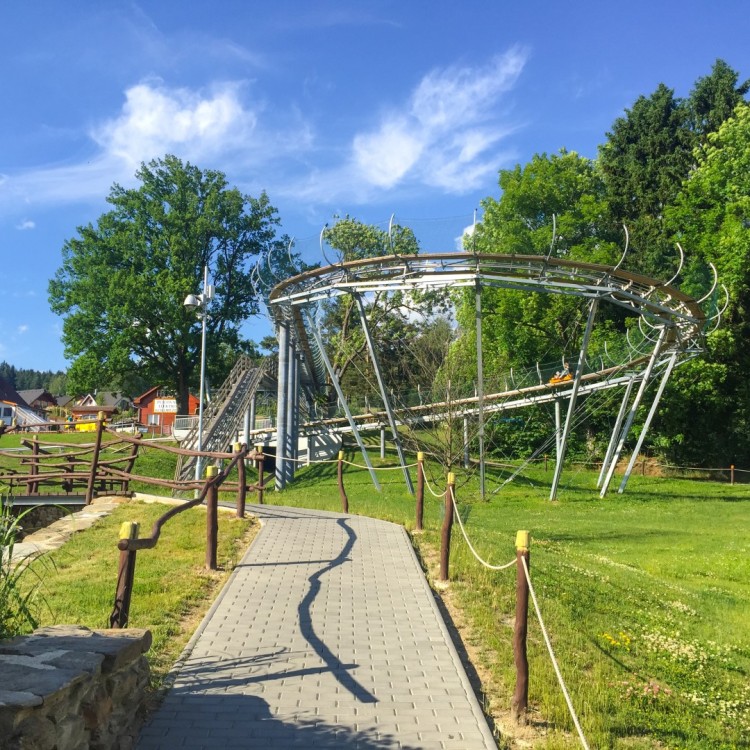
108,443 -> 269,629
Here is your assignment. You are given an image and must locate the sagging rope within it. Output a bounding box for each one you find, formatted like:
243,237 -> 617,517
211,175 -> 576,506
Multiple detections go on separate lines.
449,486 -> 515,571
521,555 -> 590,750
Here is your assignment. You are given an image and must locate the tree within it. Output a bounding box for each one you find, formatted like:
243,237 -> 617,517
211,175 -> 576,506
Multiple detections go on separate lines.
687,59 -> 750,144
659,103 -> 750,464
463,150 -> 621,377
598,84 -> 695,278
318,217 -> 420,401
49,155 -> 285,412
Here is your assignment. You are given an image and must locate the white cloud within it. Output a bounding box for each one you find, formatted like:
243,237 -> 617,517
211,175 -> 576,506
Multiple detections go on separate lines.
16,219 -> 35,230
91,80 -> 257,169
0,80 -> 283,213
352,119 -> 423,188
17,324 -> 29,334
350,47 -> 528,194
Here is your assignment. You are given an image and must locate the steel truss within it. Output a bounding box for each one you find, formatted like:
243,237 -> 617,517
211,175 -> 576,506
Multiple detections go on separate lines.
267,252 -> 713,499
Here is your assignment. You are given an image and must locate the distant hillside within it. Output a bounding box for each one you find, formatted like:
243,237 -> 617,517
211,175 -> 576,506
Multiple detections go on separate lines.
0,361 -> 67,395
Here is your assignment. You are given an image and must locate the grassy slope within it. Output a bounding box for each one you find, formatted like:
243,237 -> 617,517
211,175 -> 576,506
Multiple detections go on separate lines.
5,432 -> 748,747
268,453 -> 750,750
21,500 -> 254,687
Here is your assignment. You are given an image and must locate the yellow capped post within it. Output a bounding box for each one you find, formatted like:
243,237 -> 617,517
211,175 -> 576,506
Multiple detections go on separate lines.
118,521 -> 139,541
515,530 -> 530,552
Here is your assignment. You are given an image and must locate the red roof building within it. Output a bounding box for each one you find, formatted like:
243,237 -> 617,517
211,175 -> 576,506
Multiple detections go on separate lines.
133,387 -> 199,435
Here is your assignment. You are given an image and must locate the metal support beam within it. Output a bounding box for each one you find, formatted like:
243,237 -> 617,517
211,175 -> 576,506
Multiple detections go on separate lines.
463,417 -> 470,469
550,299 -> 598,500
287,340 -> 298,484
597,375 -> 636,488
600,326 -> 667,498
380,427 -> 386,459
554,399 -> 562,458
306,310 -> 381,491
275,321 -> 290,490
352,293 -> 414,495
618,350 -> 678,493
475,280 -> 486,499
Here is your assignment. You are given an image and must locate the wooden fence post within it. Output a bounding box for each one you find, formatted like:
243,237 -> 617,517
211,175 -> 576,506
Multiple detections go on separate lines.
255,445 -> 265,504
235,442 -> 246,518
27,436 -> 39,495
110,521 -> 139,629
512,529 -> 531,723
205,465 -> 219,570
415,451 -> 424,531
337,451 -> 349,513
439,472 -> 456,581
731,464 -> 735,485
121,434 -> 141,494
86,412 -> 106,504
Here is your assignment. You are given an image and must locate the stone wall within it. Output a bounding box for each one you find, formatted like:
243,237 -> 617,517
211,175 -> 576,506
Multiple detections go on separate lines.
0,625 -> 151,750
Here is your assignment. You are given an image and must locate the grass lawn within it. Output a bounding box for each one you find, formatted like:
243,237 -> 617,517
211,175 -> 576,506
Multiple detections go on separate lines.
20,499 -> 256,688
267,450 -> 750,750
5,430 -> 749,747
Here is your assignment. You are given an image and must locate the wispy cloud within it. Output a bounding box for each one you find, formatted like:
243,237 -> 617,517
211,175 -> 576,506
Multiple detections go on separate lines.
16,219 -> 35,230
350,48 -> 528,194
17,324 -> 29,334
0,79 -> 281,213
0,47 -> 527,216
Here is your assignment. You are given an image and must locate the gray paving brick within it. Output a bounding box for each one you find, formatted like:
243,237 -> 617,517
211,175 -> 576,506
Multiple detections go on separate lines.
137,504 -> 496,749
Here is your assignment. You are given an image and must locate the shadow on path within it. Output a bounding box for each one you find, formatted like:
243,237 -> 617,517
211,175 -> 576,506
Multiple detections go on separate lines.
297,517 -> 377,703
139,693 -> 419,750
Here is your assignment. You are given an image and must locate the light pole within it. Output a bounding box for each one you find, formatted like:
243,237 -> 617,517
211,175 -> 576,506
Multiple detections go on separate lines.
184,265 -> 213,482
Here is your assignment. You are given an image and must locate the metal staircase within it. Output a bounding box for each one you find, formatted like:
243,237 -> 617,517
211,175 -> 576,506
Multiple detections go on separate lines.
173,355 -> 271,485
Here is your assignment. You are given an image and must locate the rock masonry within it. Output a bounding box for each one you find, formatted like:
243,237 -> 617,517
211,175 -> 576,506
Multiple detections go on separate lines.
0,625 -> 152,750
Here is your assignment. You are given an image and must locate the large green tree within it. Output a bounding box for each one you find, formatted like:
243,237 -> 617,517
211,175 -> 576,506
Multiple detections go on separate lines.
49,155 -> 285,412
658,103 -> 750,464
464,150 -> 621,376
318,217 -> 421,403
598,83 -> 694,278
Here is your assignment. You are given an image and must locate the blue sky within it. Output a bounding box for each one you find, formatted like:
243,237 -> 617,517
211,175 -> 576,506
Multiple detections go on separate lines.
2,1 -> 749,372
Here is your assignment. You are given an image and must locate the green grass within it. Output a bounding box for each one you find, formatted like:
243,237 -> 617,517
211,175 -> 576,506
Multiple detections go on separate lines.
268,449 -> 750,750
5,430 -> 748,746
20,500 -> 255,687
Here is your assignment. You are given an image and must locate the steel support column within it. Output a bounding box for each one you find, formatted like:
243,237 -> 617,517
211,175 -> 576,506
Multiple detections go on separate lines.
475,280 -> 486,499
307,311 -> 381,491
550,299 -> 598,500
286,340 -> 298,484
597,375 -> 636,488
554,399 -> 562,458
352,293 -> 414,495
275,320 -> 290,490
618,350 -> 678,493
600,326 -> 667,498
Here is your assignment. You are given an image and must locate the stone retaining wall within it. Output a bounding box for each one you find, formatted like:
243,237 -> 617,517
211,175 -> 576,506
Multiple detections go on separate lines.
0,625 -> 152,750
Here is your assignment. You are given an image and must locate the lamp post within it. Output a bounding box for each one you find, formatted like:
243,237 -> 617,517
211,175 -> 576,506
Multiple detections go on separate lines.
184,266 -> 213,482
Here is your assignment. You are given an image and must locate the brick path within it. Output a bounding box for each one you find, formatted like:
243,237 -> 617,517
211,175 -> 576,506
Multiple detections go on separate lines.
137,504 -> 497,749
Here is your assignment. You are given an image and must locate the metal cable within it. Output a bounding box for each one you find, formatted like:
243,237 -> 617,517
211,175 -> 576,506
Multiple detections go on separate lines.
521,555 -> 590,750
450,486 -> 516,571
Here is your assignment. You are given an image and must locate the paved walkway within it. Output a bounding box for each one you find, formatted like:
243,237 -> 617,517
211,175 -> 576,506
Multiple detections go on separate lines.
137,504 -> 497,749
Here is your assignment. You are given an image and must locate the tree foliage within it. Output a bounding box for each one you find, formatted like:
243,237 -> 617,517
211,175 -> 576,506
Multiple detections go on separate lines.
461,150 -> 621,377
49,155 -> 285,412
658,103 -> 750,463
